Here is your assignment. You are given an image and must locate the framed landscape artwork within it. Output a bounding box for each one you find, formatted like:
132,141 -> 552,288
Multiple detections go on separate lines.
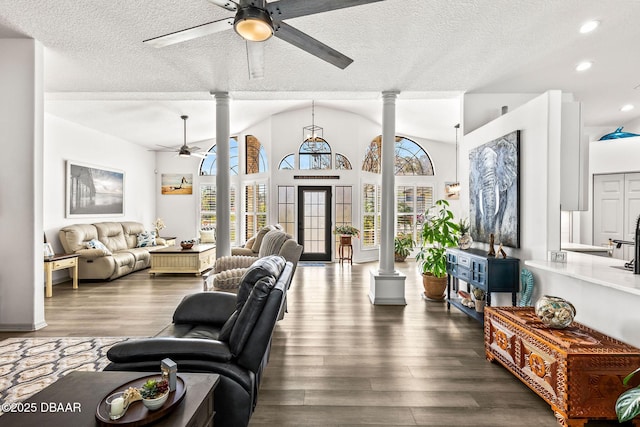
468,130 -> 520,248
161,174 -> 193,195
66,161 -> 124,218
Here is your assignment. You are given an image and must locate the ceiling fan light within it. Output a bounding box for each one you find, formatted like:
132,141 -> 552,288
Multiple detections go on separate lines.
234,6 -> 273,42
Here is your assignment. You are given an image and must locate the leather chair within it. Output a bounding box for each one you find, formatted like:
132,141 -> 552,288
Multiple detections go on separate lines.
105,256 -> 293,427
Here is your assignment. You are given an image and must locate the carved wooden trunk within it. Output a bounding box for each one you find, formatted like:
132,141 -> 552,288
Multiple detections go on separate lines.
485,307 -> 640,427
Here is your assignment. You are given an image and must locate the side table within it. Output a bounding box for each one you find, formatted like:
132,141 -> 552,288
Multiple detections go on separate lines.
338,235 -> 353,265
43,253 -> 79,298
0,371 -> 219,427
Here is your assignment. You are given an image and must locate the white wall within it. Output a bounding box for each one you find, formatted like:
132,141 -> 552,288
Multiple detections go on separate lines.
44,114 -> 157,280
463,93 -> 540,133
0,39 -> 45,330
461,91 -> 563,305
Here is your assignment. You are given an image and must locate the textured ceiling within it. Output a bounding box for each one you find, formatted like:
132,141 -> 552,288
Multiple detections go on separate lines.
1,0 -> 639,146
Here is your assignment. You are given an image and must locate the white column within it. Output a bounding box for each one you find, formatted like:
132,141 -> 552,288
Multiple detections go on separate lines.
213,92 -> 231,258
379,91 -> 398,274
369,91 -> 406,305
0,39 -> 46,330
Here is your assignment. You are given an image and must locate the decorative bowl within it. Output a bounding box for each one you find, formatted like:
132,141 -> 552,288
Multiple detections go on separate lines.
142,392 -> 169,411
180,242 -> 194,250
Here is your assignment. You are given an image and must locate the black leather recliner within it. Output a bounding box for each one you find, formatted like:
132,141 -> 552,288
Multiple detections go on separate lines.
104,255 -> 293,427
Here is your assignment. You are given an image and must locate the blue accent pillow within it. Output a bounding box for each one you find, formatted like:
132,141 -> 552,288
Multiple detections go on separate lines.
136,231 -> 157,247
85,239 -> 110,253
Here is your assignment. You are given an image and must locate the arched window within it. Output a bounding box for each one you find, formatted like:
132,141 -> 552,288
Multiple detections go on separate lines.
361,136 -> 434,175
199,137 -> 239,176
299,138 -> 331,170
278,154 -> 295,170
245,135 -> 267,174
335,153 -> 352,170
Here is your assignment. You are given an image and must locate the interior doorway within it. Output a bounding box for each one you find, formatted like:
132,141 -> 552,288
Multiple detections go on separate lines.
297,186 -> 332,261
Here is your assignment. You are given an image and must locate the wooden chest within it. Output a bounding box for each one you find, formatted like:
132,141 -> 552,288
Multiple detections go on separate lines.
485,307 -> 640,427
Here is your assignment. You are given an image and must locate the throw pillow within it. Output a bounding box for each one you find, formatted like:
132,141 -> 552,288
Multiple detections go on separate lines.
85,239 -> 111,253
136,231 -> 156,247
200,229 -> 216,243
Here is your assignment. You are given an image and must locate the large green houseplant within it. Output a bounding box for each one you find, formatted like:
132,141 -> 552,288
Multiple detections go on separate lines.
415,199 -> 459,300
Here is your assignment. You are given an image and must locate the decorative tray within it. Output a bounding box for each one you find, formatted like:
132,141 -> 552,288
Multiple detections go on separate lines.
95,375 -> 186,426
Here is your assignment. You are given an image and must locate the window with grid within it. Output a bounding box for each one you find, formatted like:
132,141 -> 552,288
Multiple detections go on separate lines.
277,186 -> 295,236
362,183 -> 381,248
245,183 -> 268,240
334,186 -> 353,248
397,185 -> 433,243
199,137 -> 239,176
200,185 -> 237,243
299,138 -> 331,170
362,135 -> 434,175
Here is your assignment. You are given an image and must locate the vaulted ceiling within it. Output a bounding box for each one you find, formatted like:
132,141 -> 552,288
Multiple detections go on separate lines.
1,0 -> 638,147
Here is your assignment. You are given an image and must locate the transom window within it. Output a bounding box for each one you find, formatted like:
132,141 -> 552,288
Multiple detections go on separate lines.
199,137 -> 239,176
246,135 -> 267,174
362,136 -> 434,175
299,138 -> 331,170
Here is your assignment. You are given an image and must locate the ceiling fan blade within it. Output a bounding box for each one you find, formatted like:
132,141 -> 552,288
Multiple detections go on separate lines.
207,0 -> 238,12
273,22 -> 353,69
267,0 -> 384,21
246,41 -> 265,79
191,152 -> 207,159
187,146 -> 201,152
143,17 -> 234,48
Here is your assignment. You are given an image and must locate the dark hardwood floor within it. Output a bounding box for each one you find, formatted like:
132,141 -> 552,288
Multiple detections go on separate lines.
0,262 -> 624,426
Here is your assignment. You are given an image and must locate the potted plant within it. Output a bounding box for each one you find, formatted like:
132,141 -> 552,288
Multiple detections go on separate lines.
458,218 -> 473,249
140,378 -> 170,410
415,199 -> 459,301
616,367 -> 640,423
394,233 -> 415,262
334,225 -> 360,245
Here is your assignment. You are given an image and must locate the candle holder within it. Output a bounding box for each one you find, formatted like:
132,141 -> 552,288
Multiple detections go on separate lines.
105,391 -> 127,420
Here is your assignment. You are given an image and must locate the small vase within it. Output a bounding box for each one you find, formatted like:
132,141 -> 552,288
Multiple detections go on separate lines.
459,233 -> 473,249
534,295 -> 576,329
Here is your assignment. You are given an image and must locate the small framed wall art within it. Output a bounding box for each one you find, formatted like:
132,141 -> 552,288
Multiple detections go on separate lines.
161,174 -> 193,195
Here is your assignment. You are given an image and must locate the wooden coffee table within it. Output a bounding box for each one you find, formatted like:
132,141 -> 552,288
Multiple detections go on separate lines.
149,244 -> 216,276
0,371 -> 219,427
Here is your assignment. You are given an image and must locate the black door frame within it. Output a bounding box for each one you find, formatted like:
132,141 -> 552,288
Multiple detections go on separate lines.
297,186 -> 332,261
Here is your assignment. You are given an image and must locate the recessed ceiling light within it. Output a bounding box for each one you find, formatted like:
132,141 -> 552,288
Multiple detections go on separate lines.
620,104 -> 634,112
575,61 -> 593,72
580,20 -> 600,34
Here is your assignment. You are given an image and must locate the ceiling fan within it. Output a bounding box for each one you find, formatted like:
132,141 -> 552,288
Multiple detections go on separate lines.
154,115 -> 210,158
144,0 -> 384,79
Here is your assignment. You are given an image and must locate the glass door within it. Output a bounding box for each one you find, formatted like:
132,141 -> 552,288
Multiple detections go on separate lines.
297,186 -> 332,261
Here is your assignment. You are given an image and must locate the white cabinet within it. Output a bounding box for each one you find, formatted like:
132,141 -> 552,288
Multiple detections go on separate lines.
560,101 -> 589,211
593,172 -> 640,260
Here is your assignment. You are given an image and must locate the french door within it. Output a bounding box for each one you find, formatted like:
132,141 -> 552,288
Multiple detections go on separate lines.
297,186 -> 332,261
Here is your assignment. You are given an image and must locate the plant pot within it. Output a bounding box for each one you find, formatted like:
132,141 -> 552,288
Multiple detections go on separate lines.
474,299 -> 485,312
459,233 -> 473,250
395,253 -> 407,262
422,273 -> 447,301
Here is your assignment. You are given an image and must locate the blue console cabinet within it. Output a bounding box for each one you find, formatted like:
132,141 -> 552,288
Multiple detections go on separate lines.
445,247 -> 520,322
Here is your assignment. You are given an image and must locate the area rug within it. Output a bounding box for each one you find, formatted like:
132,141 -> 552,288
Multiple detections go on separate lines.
0,337 -> 130,412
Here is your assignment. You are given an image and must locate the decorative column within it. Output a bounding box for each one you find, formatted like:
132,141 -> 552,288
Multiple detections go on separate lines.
369,91 -> 406,305
213,92 -> 231,258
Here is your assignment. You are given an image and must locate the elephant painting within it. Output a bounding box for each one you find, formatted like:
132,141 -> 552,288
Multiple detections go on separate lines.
469,130 -> 520,248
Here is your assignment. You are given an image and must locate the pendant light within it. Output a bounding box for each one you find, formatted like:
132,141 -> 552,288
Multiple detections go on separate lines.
449,123 -> 461,193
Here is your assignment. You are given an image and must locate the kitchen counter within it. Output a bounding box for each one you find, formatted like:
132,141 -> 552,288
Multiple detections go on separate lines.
560,242 -> 611,255
524,251 -> 640,347
525,251 -> 640,297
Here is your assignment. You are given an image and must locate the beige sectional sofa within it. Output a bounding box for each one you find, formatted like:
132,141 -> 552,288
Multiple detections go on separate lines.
59,221 -> 169,281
